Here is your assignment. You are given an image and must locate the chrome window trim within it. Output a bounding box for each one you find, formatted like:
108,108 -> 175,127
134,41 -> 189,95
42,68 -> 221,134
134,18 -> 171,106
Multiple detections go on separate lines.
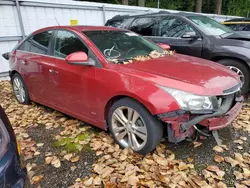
16,49 -> 65,60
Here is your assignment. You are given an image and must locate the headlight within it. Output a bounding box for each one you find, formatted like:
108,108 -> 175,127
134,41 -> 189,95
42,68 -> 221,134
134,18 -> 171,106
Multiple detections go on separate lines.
157,85 -> 214,111
0,119 -> 10,158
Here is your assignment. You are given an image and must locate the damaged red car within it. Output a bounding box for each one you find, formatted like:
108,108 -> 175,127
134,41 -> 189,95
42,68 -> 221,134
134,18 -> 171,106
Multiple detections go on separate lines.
3,26 -> 243,155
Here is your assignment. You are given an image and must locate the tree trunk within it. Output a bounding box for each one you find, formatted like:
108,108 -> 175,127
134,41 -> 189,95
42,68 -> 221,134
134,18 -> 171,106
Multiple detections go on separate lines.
215,0 -> 222,15
121,0 -> 128,5
138,0 -> 145,7
195,0 -> 202,13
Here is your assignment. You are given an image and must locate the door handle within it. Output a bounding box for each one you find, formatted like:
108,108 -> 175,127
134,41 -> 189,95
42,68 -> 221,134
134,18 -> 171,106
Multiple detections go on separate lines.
49,69 -> 58,74
21,60 -> 27,65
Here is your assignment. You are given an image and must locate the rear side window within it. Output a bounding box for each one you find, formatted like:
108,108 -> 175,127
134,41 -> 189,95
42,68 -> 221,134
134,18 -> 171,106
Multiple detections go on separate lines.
129,17 -> 156,36
18,38 -> 31,51
29,30 -> 53,54
54,30 -> 88,58
158,17 -> 195,37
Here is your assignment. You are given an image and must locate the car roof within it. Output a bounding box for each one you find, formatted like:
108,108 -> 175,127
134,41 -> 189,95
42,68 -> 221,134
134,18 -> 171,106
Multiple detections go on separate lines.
33,25 -> 125,34
106,11 -> 205,22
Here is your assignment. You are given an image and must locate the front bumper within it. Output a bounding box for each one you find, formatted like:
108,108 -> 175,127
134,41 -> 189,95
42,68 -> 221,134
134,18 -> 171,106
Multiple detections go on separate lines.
159,95 -> 243,143
199,100 -> 243,130
0,144 -> 28,188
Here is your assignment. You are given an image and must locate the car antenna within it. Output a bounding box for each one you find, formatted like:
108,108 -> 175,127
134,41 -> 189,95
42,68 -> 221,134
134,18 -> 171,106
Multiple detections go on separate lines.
54,16 -> 60,26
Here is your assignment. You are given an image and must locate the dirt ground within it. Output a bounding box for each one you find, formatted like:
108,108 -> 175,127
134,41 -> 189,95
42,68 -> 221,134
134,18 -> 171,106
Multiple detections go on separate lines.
0,80 -> 250,188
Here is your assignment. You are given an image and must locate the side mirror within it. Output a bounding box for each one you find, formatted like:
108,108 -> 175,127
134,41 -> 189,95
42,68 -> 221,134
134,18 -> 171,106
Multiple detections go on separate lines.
158,43 -> 170,50
181,31 -> 199,39
65,52 -> 95,66
2,52 -> 10,60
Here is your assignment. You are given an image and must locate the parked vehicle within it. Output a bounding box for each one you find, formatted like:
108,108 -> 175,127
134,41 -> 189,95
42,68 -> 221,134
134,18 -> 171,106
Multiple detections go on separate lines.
0,105 -> 28,187
107,12 -> 250,94
3,26 -> 243,154
221,18 -> 250,31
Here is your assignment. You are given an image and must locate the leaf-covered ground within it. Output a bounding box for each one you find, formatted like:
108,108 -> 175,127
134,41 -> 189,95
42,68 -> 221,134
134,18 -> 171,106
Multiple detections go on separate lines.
0,80 -> 250,188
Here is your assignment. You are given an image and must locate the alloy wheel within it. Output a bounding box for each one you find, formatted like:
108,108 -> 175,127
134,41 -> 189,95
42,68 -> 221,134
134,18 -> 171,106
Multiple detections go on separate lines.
111,106 -> 147,151
13,77 -> 26,103
227,66 -> 245,85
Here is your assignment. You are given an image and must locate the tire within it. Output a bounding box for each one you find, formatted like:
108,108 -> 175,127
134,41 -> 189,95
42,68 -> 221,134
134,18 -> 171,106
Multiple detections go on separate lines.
217,59 -> 250,94
11,73 -> 31,104
108,97 -> 163,155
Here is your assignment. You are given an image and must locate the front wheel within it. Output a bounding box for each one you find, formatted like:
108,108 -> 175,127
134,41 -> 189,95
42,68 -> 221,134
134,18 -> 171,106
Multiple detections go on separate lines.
217,59 -> 250,94
108,98 -> 163,155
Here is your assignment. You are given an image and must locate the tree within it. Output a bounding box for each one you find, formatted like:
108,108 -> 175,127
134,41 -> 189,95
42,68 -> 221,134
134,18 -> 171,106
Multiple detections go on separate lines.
195,0 -> 202,12
215,0 -> 222,14
121,0 -> 128,5
138,0 -> 145,7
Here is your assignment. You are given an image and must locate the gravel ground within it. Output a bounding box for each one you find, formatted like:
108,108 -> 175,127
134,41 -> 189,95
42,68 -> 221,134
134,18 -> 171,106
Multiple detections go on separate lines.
1,80 -> 250,187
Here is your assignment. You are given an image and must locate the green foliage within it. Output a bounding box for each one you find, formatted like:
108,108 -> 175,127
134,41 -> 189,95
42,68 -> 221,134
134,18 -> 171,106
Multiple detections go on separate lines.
79,0 -> 250,17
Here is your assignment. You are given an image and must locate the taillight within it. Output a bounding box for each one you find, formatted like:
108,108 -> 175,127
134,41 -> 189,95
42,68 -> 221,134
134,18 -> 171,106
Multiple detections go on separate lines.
0,119 -> 10,158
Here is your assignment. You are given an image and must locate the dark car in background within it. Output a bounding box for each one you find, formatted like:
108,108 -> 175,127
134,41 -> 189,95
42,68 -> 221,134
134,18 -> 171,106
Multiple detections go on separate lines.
106,12 -> 250,94
0,105 -> 28,187
221,18 -> 250,31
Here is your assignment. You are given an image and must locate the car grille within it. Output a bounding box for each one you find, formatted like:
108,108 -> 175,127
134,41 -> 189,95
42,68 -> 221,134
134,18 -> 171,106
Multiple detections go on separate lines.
223,82 -> 241,95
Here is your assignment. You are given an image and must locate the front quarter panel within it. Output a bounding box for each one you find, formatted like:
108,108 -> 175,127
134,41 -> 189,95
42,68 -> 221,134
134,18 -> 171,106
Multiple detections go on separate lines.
95,65 -> 180,121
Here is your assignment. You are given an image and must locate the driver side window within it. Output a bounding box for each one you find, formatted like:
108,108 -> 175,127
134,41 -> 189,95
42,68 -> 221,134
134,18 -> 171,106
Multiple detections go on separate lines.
159,17 -> 195,37
54,30 -> 88,58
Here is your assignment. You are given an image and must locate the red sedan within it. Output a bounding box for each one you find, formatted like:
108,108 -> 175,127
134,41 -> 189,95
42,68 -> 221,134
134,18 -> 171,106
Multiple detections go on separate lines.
3,26 -> 243,154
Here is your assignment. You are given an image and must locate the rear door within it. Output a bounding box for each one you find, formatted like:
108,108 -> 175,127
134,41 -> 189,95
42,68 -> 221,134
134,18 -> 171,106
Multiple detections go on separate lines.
151,16 -> 203,57
15,30 -> 54,102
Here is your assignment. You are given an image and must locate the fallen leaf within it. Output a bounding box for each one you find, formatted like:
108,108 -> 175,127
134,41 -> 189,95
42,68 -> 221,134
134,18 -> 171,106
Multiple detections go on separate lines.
241,180 -> 250,186
31,175 -> 43,184
234,139 -> 244,144
36,143 -> 44,147
214,155 -> 224,163
51,157 -> 61,168
128,175 -> 139,186
71,156 -> 80,163
207,165 -> 225,178
213,146 -> 224,152
93,176 -> 102,185
63,153 -> 73,161
71,166 -> 77,171
237,146 -> 243,150
187,157 -> 194,163
217,181 -> 227,188
234,170 -> 243,180
225,157 -> 239,167
178,162 -> 189,171
193,141 -> 202,148
84,177 -> 93,186
240,136 -> 247,141
235,183 -> 248,188
243,168 -> 250,179
45,156 -> 53,164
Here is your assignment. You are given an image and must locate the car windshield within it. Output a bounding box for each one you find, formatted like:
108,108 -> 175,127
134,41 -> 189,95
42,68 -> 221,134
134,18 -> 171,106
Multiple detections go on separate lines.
188,16 -> 233,36
83,30 -> 165,63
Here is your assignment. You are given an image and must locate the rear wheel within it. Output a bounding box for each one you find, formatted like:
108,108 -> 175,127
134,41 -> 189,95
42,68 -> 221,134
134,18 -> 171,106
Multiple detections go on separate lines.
11,73 -> 30,104
108,98 -> 163,155
217,59 -> 250,94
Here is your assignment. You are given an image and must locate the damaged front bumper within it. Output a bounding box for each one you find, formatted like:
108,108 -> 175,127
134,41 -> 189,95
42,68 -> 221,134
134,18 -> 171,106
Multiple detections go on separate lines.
158,93 -> 243,143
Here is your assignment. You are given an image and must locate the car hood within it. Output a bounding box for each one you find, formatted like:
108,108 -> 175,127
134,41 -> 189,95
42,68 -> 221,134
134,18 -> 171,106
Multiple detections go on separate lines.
116,54 -> 240,96
221,32 -> 250,41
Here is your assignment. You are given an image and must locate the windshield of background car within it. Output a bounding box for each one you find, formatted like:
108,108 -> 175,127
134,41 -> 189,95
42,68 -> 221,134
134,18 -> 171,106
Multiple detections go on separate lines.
188,16 -> 233,36
83,30 -> 164,62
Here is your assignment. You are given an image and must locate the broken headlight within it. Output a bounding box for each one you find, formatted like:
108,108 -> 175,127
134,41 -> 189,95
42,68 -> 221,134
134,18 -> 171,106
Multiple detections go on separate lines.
157,85 -> 214,111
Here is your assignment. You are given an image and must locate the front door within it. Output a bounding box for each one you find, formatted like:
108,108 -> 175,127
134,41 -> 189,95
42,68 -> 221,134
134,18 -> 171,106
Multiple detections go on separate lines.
151,16 -> 203,57
46,30 -> 97,119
